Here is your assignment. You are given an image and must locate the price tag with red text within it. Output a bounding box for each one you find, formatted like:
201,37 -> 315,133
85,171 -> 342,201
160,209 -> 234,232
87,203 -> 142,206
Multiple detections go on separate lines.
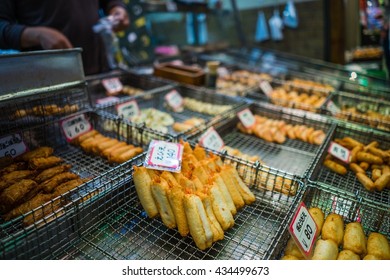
199,127 -> 225,151
259,80 -> 273,97
327,101 -> 341,115
145,140 -> 183,172
116,100 -> 140,120
328,141 -> 351,163
288,202 -> 318,258
0,133 -> 27,158
237,108 -> 255,128
165,90 -> 183,111
102,78 -> 123,95
61,114 -> 92,142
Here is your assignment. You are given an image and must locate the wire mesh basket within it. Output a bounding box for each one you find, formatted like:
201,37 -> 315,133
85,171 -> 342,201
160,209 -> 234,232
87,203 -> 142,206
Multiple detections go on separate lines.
34,149 -> 305,260
271,183 -> 390,260
322,91 -> 390,132
308,122 -> 390,208
0,112 -> 172,258
187,102 -> 335,177
97,84 -> 248,138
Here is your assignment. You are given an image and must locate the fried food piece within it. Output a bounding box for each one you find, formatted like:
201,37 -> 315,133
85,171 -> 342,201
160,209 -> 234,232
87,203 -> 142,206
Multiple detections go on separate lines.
374,173 -> 390,191
209,184 -> 234,230
212,174 -> 236,215
151,177 -> 176,229
309,207 -> 325,236
349,163 -> 365,174
72,130 -> 99,145
321,213 -> 344,246
343,137 -> 364,149
21,147 -> 54,161
367,146 -> 389,160
109,147 -> 143,164
372,169 -> 382,181
350,145 -> 363,163
363,254 -> 381,260
337,250 -> 360,260
0,179 -> 38,213
0,170 -> 36,191
356,172 -> 375,191
53,178 -> 87,197
193,145 -> 207,161
323,159 -> 347,175
35,164 -> 72,183
0,162 -> 27,177
228,166 -> 255,205
41,172 -> 80,193
202,196 -> 224,242
133,166 -> 158,218
359,162 -> 370,171
367,232 -> 390,260
101,142 -> 127,158
343,222 -> 367,256
285,238 -> 305,259
220,166 -> 245,209
95,139 -> 120,154
311,239 -> 339,260
29,156 -> 63,170
356,152 -> 383,165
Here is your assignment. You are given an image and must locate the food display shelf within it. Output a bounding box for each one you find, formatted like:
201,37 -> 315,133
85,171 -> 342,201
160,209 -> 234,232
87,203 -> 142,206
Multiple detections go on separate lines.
271,184 -> 390,260
188,102 -> 335,177
308,122 -> 390,208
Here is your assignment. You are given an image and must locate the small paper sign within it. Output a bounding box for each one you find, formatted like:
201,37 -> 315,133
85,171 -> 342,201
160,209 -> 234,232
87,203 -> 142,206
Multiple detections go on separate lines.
327,100 -> 341,115
237,109 -> 256,128
0,133 -> 27,158
328,141 -> 351,163
259,80 -> 273,97
288,202 -> 318,258
61,114 -> 92,142
96,96 -> 120,105
145,140 -> 183,172
199,127 -> 225,151
102,78 -> 123,95
165,90 -> 183,111
116,100 -> 140,120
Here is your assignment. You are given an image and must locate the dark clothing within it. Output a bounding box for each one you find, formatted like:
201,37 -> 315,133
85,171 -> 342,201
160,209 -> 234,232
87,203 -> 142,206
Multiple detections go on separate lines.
0,0 -> 125,75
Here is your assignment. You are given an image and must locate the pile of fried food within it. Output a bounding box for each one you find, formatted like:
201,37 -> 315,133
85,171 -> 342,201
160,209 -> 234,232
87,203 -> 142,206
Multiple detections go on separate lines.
120,85 -> 144,96
72,130 -> 143,164
282,208 -> 390,260
287,78 -> 334,92
323,137 -> 390,192
222,145 -> 263,163
0,147 -> 88,225
172,117 -> 205,133
132,108 -> 174,134
133,142 -> 256,250
237,115 -> 326,145
183,98 -> 233,116
13,104 -> 79,119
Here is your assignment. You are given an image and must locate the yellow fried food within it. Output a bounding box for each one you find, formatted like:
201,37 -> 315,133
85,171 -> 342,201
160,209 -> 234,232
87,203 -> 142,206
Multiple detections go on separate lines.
323,159 -> 347,175
367,232 -> 390,260
52,178 -> 88,197
308,207 -> 325,236
133,166 -> 158,218
41,172 -> 80,193
0,179 -> 38,213
151,177 -> 176,229
321,213 -> 344,246
35,164 -> 72,183
311,239 -> 339,260
343,222 -> 367,256
29,156 -> 63,170
285,238 -> 305,259
337,250 -> 360,260
21,147 -> 54,161
356,172 -> 375,192
209,183 -> 234,230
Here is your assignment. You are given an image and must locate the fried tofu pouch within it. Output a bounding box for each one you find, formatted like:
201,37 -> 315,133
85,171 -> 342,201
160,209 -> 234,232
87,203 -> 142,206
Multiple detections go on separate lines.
337,250 -> 360,260
209,183 -> 234,231
133,166 -> 158,218
321,213 -> 344,246
343,222 -> 367,257
367,232 -> 390,260
151,177 -> 176,229
311,239 -> 339,260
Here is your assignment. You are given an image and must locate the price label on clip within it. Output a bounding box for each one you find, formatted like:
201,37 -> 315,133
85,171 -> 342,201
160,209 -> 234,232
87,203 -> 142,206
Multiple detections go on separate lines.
61,114 -> 92,142
102,78 -> 123,95
116,100 -> 140,120
199,127 -> 225,151
0,133 -> 27,158
328,141 -> 351,163
146,140 -> 183,172
237,108 -> 255,128
288,202 -> 318,258
165,90 -> 183,111
259,80 -> 273,97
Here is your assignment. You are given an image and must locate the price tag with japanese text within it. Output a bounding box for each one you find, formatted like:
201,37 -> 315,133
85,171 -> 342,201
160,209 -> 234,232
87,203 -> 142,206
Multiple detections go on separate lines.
328,141 -> 351,163
0,133 -> 27,158
237,108 -> 255,128
327,100 -> 341,115
259,80 -> 273,97
116,100 -> 140,120
96,96 -> 120,105
102,78 -> 123,95
61,114 -> 92,142
288,202 -> 318,258
145,140 -> 183,172
199,127 -> 225,151
165,90 -> 183,111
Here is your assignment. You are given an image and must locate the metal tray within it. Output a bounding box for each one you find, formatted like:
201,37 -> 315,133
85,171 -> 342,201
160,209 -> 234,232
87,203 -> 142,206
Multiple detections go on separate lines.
271,184 -> 390,260
308,122 -> 390,208
322,91 -> 390,132
187,102 -> 334,177
48,151 -> 304,260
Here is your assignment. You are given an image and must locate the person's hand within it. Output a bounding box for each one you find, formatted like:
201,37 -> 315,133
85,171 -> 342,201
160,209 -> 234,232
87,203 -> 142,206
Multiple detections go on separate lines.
21,26 -> 73,49
109,6 -> 130,32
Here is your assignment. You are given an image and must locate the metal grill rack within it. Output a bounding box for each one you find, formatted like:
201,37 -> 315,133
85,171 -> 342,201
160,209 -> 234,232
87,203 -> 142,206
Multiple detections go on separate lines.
97,84 -> 248,138
271,184 -> 390,260
188,102 -> 334,177
40,152 -> 304,260
308,122 -> 390,208
323,91 -> 390,132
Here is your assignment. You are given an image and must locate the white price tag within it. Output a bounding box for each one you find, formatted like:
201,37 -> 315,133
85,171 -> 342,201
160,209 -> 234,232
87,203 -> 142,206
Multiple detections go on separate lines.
61,114 -> 92,142
102,78 -> 123,95
0,133 -> 27,158
237,109 -> 255,128
166,1 -> 178,12
259,80 -> 273,97
199,127 -> 225,151
288,202 -> 318,258
116,100 -> 140,120
165,90 -> 183,111
145,140 -> 183,172
96,96 -> 120,105
217,67 -> 229,77
328,141 -> 351,163
327,100 -> 341,115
